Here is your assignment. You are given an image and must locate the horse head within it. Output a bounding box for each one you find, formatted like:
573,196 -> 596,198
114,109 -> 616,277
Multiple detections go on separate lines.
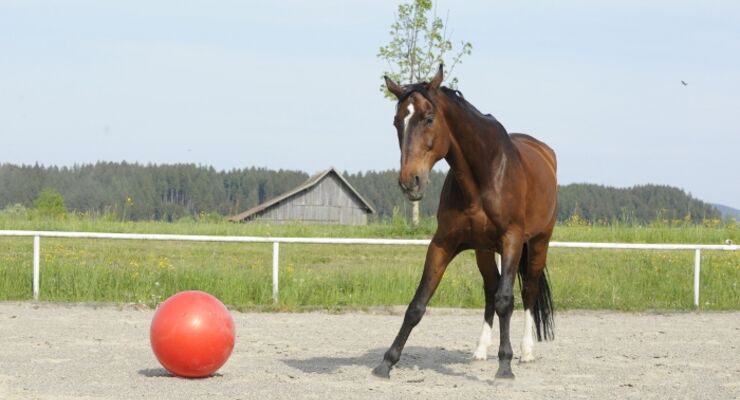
385,64 -> 451,201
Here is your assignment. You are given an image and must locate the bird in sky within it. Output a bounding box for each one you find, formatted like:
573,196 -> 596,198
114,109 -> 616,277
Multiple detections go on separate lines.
681,80 -> 688,86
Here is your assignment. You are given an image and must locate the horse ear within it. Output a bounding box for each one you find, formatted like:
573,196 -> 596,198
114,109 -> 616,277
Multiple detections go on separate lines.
429,64 -> 444,90
384,76 -> 404,98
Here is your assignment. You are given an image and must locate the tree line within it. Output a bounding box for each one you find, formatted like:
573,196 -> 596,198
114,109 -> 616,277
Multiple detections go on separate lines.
0,162 -> 306,221
0,162 -> 721,224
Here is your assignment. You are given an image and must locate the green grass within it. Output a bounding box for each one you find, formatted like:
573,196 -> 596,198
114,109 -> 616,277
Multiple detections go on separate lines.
0,218 -> 737,311
553,223 -> 736,244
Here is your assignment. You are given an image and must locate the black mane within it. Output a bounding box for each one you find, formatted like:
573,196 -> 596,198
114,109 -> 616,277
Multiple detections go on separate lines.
439,86 -> 494,120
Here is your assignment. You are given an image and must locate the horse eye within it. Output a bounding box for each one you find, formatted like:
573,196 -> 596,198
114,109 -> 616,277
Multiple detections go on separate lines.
424,116 -> 434,125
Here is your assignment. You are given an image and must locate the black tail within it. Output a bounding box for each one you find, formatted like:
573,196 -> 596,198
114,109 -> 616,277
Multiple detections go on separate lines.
517,244 -> 555,341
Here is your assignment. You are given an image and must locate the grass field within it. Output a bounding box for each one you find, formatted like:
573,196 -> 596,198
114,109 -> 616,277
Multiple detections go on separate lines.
0,217 -> 737,311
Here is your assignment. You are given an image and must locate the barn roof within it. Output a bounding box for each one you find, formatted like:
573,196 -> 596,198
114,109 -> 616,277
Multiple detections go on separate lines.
228,167 -> 376,222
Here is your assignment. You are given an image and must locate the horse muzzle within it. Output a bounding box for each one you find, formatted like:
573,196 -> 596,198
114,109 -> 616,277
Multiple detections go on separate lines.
399,174 -> 427,201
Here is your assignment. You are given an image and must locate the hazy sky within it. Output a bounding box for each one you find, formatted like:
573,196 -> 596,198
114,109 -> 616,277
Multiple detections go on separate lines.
1,1 -> 738,208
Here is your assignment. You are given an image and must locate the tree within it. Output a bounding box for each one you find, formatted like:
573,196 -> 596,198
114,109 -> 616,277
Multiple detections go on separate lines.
377,0 -> 472,224
33,188 -> 67,219
378,0 -> 472,99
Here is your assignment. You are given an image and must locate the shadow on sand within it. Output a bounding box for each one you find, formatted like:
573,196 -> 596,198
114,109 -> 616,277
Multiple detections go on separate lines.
137,368 -> 223,379
282,346 -> 496,385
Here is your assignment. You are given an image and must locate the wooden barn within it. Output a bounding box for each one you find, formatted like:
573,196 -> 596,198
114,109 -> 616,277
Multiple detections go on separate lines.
228,168 -> 375,225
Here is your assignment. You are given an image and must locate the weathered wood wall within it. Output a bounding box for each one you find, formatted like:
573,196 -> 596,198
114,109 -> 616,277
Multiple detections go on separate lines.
248,174 -> 369,225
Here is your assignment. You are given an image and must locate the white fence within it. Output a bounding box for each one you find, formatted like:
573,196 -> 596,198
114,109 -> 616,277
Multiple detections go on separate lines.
1,230 -> 737,306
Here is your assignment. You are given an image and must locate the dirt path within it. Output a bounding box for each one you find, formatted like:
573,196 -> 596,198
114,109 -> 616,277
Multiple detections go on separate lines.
0,302 -> 738,399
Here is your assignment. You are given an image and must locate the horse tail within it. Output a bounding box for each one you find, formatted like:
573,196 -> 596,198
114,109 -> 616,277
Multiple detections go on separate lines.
517,244 -> 555,341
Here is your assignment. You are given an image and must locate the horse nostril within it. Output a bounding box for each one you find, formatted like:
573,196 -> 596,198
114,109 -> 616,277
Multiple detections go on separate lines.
413,175 -> 420,188
399,180 -> 408,191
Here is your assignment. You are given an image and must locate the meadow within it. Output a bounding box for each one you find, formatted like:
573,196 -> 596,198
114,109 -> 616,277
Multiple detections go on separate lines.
0,215 -> 737,311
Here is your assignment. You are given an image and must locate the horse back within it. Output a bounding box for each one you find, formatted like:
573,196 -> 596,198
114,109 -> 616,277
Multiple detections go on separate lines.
510,133 -> 556,175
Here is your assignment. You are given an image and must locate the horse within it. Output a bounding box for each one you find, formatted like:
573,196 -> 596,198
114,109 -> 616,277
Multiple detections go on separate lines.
372,65 -> 558,380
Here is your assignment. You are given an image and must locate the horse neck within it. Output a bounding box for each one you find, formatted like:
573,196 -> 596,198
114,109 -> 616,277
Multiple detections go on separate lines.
440,98 -> 512,201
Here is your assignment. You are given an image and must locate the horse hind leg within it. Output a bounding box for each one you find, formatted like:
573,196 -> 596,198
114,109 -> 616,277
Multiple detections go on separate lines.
472,250 -> 500,360
517,235 -> 555,363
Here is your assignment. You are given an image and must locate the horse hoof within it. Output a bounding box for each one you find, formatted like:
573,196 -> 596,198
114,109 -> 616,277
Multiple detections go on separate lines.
472,349 -> 487,361
371,364 -> 391,379
495,369 -> 515,379
519,354 -> 535,363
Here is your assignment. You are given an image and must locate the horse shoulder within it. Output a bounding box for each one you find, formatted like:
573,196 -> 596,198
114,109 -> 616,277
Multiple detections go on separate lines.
437,173 -> 471,216
436,173 -> 502,248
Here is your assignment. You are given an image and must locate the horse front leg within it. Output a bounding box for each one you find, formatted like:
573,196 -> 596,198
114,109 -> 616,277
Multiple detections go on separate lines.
372,240 -> 456,379
494,231 -> 524,379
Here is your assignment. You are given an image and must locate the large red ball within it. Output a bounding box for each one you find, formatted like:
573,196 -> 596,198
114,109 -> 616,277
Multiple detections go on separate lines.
150,290 -> 235,378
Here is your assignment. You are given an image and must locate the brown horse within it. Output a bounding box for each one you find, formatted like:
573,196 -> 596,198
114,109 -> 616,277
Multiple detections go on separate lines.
372,65 -> 557,380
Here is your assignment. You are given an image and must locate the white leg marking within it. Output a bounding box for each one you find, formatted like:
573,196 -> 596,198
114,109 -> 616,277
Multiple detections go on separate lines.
472,321 -> 492,360
520,309 -> 535,362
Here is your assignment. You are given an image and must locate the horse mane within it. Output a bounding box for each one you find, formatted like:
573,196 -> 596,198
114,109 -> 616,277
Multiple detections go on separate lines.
439,86 -> 496,121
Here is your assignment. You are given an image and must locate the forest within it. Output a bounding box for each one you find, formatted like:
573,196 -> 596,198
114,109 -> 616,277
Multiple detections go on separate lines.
0,162 -> 722,224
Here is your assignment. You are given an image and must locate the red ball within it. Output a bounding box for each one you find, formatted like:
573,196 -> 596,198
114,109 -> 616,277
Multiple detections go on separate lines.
150,290 -> 235,378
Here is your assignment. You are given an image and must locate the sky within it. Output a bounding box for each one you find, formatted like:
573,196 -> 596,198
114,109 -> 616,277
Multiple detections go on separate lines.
1,1 -> 739,208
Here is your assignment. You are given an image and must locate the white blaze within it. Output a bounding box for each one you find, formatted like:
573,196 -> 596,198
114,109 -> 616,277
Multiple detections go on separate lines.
521,309 -> 535,362
402,103 -> 415,139
472,321 -> 492,360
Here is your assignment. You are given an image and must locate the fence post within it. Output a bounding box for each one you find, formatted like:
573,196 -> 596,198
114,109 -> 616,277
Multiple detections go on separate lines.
272,242 -> 279,304
33,235 -> 40,300
693,249 -> 701,307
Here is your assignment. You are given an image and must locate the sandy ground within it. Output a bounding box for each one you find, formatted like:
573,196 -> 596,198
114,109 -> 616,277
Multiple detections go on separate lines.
0,302 -> 738,400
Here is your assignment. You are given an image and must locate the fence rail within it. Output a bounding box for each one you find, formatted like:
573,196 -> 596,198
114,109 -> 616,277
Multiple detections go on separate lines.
1,230 -> 737,306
